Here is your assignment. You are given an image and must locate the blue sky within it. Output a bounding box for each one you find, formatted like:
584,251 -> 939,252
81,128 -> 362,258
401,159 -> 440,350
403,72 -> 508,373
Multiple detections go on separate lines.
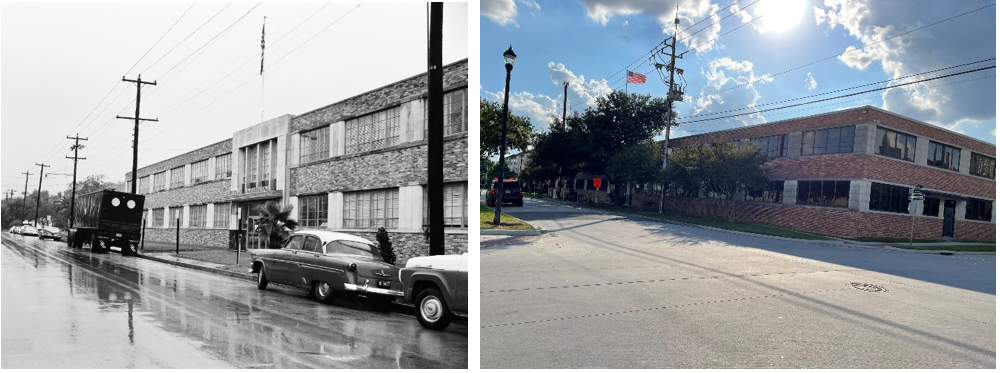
480,0 -> 996,145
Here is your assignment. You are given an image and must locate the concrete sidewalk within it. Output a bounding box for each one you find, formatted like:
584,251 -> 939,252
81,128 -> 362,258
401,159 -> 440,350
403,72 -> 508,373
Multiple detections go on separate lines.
140,251 -> 256,281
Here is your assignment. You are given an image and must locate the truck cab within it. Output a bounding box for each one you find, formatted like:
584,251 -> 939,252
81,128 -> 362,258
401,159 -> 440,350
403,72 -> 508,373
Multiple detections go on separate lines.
399,253 -> 468,330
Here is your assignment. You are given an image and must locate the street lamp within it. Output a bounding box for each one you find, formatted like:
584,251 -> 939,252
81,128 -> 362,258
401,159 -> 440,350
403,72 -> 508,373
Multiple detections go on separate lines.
493,45 -> 516,225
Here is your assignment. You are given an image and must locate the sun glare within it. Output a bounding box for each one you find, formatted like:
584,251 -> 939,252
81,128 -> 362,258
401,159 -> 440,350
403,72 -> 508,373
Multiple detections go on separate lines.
756,0 -> 806,33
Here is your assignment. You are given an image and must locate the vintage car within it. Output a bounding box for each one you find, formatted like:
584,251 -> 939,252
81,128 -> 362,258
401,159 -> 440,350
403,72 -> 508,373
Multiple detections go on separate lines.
399,252 -> 468,330
38,227 -> 63,241
248,230 -> 403,305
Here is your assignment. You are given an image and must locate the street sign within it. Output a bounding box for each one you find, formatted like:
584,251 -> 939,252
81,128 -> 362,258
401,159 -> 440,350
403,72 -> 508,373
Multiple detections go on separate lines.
909,195 -> 924,201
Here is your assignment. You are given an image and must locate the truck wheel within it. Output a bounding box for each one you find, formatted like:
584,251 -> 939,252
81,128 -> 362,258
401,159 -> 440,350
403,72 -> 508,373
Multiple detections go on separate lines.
256,265 -> 269,290
415,288 -> 452,330
314,281 -> 335,304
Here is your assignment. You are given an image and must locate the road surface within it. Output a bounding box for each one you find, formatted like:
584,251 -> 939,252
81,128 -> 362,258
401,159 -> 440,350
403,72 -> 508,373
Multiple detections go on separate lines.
481,196 -> 995,368
2,233 -> 467,369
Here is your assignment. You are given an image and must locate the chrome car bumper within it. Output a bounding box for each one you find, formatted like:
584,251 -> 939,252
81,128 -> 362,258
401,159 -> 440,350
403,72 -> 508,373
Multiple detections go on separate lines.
344,282 -> 403,297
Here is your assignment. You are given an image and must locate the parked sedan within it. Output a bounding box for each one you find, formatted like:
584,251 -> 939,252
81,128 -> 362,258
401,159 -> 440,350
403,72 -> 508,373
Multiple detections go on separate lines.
249,230 -> 403,305
38,227 -> 62,241
21,226 -> 38,236
399,253 -> 468,330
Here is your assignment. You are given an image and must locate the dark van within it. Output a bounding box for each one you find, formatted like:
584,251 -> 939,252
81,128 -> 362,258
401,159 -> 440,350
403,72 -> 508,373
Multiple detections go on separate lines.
487,179 -> 523,207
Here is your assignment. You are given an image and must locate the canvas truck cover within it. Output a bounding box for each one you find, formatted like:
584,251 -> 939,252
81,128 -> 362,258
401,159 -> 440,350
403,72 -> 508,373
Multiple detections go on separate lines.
73,190 -> 145,233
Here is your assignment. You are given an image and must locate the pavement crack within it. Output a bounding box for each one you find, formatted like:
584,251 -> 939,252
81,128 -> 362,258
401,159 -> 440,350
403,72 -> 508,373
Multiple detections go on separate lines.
481,269 -> 845,294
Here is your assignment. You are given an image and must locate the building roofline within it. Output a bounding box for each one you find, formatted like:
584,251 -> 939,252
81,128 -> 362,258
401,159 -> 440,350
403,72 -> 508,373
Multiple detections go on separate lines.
130,138 -> 232,177
293,58 -> 469,120
674,105 -> 996,150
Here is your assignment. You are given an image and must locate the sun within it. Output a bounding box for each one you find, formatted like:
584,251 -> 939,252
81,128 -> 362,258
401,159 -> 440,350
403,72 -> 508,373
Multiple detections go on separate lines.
756,0 -> 807,33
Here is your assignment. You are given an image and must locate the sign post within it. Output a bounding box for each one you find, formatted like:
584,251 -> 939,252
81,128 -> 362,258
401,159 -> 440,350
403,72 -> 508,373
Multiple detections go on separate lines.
908,185 -> 924,248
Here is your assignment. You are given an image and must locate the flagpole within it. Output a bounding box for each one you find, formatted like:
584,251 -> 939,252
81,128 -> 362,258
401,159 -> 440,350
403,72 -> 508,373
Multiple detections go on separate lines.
261,16 -> 266,125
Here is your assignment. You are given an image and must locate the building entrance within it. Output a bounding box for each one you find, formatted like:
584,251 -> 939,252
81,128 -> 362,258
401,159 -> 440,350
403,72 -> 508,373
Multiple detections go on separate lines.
942,200 -> 956,237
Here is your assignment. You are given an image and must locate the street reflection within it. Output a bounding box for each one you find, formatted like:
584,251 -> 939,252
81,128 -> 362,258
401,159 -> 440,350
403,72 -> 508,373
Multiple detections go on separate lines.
4,237 -> 465,368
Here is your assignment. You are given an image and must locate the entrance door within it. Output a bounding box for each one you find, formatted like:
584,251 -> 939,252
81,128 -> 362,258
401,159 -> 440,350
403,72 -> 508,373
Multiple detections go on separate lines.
942,200 -> 956,237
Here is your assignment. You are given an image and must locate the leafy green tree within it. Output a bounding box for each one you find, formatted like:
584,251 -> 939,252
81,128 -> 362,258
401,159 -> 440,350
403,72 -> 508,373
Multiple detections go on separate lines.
255,200 -> 299,248
607,140 -> 663,205
577,91 -> 670,176
666,139 -> 771,221
528,115 -> 593,197
481,99 -> 534,159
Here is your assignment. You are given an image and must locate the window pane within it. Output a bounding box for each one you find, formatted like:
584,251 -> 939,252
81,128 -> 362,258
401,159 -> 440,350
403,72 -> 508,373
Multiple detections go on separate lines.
801,131 -> 814,156
840,126 -> 855,153
814,130 -> 828,155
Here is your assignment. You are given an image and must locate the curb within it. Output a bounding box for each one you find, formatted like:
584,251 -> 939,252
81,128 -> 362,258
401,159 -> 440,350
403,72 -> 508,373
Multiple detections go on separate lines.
139,253 -> 256,281
480,229 -> 541,236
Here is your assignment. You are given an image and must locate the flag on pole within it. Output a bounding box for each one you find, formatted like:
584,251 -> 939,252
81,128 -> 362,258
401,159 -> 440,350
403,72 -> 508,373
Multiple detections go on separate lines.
260,16 -> 266,75
627,70 -> 646,84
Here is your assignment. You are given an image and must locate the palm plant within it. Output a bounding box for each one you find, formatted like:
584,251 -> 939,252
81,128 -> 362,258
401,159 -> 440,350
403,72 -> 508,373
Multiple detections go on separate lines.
255,200 -> 299,248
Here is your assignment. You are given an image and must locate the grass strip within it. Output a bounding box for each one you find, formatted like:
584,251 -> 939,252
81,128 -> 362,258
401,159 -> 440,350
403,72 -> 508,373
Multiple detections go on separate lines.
480,204 -> 534,230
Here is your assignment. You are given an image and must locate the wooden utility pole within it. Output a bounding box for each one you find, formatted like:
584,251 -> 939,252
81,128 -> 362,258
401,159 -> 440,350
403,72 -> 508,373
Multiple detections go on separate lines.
562,81 -> 568,128
117,75 -> 158,194
653,9 -> 685,214
427,2 -> 444,256
34,163 -> 49,226
66,134 -> 88,228
20,171 -> 32,221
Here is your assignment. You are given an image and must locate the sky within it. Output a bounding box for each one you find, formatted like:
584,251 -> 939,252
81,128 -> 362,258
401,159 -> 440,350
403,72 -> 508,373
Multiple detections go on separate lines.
480,0 -> 997,150
1,1 -> 469,197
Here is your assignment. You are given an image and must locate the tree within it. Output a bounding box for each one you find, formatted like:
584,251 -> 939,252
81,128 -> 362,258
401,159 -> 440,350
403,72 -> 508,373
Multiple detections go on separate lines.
480,99 -> 534,159
528,115 -> 593,197
667,139 -> 771,222
485,160 -> 515,184
577,91 -> 669,176
375,227 -> 396,265
607,140 -> 663,205
255,200 -> 299,248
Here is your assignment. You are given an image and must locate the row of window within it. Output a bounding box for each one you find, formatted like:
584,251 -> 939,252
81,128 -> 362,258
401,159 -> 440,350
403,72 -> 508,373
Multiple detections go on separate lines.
141,153 -> 233,193
298,183 -> 470,230
149,203 -> 232,228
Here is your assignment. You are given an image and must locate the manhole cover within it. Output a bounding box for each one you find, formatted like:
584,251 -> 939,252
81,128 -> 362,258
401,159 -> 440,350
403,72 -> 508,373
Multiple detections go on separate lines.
848,283 -> 887,292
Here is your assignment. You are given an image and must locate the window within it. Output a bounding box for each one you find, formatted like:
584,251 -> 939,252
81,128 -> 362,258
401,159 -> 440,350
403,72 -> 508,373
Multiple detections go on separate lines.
298,194 -> 328,227
801,126 -> 855,156
745,180 -> 785,203
260,142 -> 271,188
169,206 -> 183,227
970,153 -> 995,179
326,240 -> 376,258
796,180 -> 850,207
965,198 -> 992,221
169,166 -> 185,189
302,236 -> 321,253
286,236 -> 304,251
876,127 -> 916,162
215,153 -> 232,179
191,160 -> 209,184
425,88 -> 469,138
346,107 -> 401,154
246,145 -> 258,188
343,188 -> 399,228
153,208 -> 164,226
189,204 -> 207,227
299,126 -> 330,163
743,135 -> 787,158
869,182 -> 911,214
927,141 -> 960,171
213,203 -> 230,228
138,176 -> 149,193
922,197 -> 940,217
423,183 -> 469,228
153,172 -> 166,191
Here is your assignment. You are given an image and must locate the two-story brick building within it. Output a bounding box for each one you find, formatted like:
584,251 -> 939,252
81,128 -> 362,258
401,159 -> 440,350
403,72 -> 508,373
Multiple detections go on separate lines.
127,59 -> 469,261
632,106 -> 995,241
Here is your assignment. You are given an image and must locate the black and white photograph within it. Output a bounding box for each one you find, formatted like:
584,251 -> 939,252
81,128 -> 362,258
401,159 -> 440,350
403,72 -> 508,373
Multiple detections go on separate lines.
2,1 -> 470,369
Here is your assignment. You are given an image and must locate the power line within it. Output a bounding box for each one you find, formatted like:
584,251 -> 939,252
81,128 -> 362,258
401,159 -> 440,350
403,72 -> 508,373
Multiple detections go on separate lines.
140,3 -> 233,74
122,3 -> 196,77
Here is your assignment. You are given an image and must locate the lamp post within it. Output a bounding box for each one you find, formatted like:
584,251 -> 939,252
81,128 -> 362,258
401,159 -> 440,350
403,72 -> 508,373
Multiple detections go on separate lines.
493,45 -> 517,225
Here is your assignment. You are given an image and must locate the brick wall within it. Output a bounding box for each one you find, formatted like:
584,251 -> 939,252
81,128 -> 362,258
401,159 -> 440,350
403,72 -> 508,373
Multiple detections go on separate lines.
292,60 -> 469,133
291,136 -> 467,195
346,231 -> 467,264
143,228 -> 230,248
143,180 -> 232,209
128,139 -> 232,180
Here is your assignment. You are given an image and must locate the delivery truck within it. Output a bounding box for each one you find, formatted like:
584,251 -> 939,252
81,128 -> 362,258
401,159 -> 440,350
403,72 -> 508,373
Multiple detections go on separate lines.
69,190 -> 145,255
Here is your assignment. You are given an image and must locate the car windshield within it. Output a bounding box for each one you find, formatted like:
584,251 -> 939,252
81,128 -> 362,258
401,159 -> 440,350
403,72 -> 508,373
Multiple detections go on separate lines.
325,240 -> 377,259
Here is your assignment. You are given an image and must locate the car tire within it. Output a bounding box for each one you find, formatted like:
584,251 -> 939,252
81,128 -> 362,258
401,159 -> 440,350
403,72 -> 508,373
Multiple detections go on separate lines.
314,281 -> 335,304
415,288 -> 452,330
256,265 -> 269,290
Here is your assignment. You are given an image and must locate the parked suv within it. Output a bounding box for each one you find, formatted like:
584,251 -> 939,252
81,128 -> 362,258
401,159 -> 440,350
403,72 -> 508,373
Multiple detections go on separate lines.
486,179 -> 523,207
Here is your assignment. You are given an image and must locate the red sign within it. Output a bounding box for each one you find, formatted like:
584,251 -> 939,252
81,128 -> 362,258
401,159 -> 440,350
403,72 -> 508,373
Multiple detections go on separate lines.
593,178 -> 602,188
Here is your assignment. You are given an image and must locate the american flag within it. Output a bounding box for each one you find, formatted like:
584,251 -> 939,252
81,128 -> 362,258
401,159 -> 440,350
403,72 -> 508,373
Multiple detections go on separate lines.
627,70 -> 646,84
260,17 -> 266,75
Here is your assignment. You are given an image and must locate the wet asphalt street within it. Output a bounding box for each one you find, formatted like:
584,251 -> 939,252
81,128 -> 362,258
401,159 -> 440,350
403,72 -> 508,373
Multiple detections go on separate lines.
1,233 -> 467,369
481,196 -> 995,368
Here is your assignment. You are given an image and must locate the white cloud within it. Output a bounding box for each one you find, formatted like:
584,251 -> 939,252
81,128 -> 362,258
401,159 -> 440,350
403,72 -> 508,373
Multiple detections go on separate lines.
547,62 -> 613,112
689,57 -> 772,127
482,0 -> 520,26
578,0 -> 731,54
622,20 -> 629,28
814,0 -> 996,132
805,72 -> 817,90
517,0 -> 540,11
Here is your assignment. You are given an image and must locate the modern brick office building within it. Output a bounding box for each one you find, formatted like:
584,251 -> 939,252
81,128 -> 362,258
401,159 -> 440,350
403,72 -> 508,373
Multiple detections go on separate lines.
628,106 -> 995,241
127,59 -> 469,260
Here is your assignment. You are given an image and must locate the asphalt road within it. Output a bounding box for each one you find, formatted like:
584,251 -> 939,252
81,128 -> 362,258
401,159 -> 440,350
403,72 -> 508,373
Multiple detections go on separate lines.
481,196 -> 996,368
1,233 -> 467,369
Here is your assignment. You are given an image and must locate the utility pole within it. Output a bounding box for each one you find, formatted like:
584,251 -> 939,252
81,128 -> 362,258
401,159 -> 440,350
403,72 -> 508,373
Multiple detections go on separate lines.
117,75 -> 158,194
34,163 -> 49,227
427,2 -> 444,256
20,171 -> 32,221
562,81 -> 569,128
67,134 -> 88,228
653,9 -> 685,214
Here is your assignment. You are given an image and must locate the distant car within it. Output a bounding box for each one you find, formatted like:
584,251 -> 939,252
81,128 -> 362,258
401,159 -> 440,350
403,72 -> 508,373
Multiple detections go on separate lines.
486,179 -> 523,207
11,226 -> 22,235
8,226 -> 17,234
21,226 -> 38,236
249,230 -> 404,305
38,227 -> 62,241
399,253 -> 468,330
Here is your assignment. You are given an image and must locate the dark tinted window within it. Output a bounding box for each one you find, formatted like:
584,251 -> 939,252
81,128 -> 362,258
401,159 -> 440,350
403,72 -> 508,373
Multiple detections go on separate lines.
801,126 -> 855,156
302,236 -> 321,252
965,198 -> 992,221
326,240 -> 376,258
745,180 -> 784,203
869,182 -> 910,214
285,236 -> 304,251
796,180 -> 850,207
922,197 -> 940,217
970,153 -> 995,179
876,127 -> 917,162
927,141 -> 960,171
